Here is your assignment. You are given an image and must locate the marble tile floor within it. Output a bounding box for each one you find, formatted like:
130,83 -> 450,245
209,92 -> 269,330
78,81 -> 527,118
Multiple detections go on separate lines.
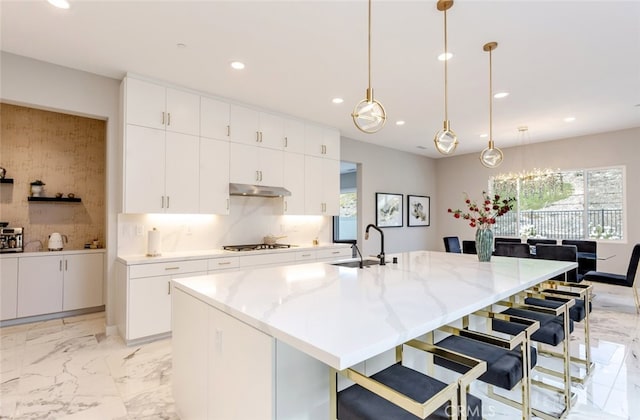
0,282 -> 639,419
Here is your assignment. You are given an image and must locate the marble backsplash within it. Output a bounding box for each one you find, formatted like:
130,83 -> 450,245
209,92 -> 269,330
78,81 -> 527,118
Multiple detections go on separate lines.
0,103 -> 106,251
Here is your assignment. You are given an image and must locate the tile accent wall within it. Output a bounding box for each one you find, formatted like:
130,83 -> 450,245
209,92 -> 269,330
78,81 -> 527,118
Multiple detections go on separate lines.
0,103 -> 106,251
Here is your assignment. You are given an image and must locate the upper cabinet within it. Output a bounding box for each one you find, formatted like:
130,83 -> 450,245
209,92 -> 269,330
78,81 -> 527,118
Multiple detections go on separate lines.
304,125 -> 340,160
229,105 -> 284,150
283,118 -> 305,154
125,77 -> 200,136
200,96 -> 230,141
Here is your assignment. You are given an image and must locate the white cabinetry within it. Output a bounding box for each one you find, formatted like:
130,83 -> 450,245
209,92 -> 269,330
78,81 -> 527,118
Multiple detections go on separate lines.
18,255 -> 63,318
305,125 -> 340,159
304,156 -> 340,215
229,105 -> 284,150
125,77 -> 200,136
173,288 -> 274,420
63,253 -> 104,311
124,125 -> 199,214
200,96 -> 230,140
1,258 -> 18,320
316,247 -> 352,261
123,259 -> 207,342
283,118 -> 306,154
229,143 -> 283,187
199,138 -> 230,214
16,252 -> 103,318
282,152 -> 305,215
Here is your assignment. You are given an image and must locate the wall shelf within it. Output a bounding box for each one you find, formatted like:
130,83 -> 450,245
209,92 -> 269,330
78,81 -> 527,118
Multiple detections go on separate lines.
0,179 -> 14,184
28,196 -> 82,203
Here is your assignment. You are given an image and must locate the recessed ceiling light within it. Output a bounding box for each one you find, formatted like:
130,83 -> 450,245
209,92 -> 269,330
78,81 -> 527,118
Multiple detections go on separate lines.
438,52 -> 453,61
564,116 -> 576,122
493,92 -> 509,99
331,98 -> 344,104
395,120 -> 405,126
230,61 -> 245,70
47,0 -> 70,9
479,133 -> 488,138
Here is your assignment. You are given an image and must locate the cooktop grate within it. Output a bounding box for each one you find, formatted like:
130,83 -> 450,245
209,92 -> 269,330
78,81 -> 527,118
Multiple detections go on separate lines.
223,244 -> 292,252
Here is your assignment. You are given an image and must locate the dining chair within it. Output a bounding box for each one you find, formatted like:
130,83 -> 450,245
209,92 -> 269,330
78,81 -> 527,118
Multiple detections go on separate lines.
584,243 -> 640,314
443,236 -> 461,253
334,340 -> 486,420
532,243 -> 594,383
494,237 -> 521,247
561,240 -> 597,280
526,238 -> 557,246
462,240 -> 477,255
494,242 -> 531,258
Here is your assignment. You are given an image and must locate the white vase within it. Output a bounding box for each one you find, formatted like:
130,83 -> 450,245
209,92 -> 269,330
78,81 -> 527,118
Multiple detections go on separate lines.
31,185 -> 43,197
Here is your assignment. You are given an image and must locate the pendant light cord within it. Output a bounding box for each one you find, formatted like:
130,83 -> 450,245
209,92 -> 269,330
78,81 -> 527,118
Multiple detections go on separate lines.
443,7 -> 449,121
368,0 -> 372,94
489,47 -> 493,147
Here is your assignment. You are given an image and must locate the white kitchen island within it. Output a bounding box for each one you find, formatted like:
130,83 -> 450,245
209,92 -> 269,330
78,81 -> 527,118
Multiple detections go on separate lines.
171,250 -> 577,420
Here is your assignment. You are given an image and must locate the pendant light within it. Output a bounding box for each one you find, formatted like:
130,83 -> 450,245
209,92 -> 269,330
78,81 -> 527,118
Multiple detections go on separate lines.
433,0 -> 458,155
352,0 -> 386,134
480,41 -> 504,168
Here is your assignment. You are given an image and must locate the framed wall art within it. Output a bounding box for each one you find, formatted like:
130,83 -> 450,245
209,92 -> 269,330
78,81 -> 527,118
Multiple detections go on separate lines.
375,193 -> 403,227
407,195 -> 430,227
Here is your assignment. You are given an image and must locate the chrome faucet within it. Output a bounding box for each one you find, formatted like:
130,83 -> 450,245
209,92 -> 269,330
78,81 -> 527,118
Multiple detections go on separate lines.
365,224 -> 385,265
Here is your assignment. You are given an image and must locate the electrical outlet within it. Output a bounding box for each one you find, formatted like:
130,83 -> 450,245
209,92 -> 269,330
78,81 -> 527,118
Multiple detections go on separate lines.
136,225 -> 144,236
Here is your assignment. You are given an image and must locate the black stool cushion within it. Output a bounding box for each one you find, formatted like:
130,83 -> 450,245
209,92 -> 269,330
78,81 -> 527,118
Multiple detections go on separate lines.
524,297 -> 591,323
492,307 -> 574,347
434,335 -> 537,391
337,363 -> 482,419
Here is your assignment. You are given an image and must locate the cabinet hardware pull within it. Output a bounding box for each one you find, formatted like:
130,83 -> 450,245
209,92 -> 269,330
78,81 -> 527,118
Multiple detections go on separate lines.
161,196 -> 165,208
332,251 -> 340,254
65,260 -> 68,271
284,137 -> 288,147
162,112 -> 165,125
59,260 -> 63,271
167,113 -> 171,126
165,266 -> 180,270
227,125 -> 231,137
284,201 -> 287,212
218,261 -> 231,265
302,254 -> 311,257
256,170 -> 260,181
168,281 -> 171,294
256,131 -> 260,142
322,144 -> 326,154
167,196 -> 170,208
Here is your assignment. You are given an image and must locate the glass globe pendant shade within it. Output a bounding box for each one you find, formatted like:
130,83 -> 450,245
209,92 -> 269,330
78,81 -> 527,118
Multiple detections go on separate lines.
480,141 -> 504,168
352,88 -> 386,133
434,120 -> 458,155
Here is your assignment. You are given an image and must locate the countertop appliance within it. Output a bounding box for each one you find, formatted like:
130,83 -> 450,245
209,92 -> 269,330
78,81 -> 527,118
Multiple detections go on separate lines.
48,232 -> 67,251
223,243 -> 292,252
0,227 -> 24,253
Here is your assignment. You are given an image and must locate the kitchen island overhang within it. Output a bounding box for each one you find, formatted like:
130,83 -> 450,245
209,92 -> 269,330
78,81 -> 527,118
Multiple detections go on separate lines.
171,251 -> 577,419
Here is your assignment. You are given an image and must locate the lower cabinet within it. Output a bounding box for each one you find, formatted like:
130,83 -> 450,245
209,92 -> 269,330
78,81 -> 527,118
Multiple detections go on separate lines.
120,259 -> 207,342
1,258 -> 19,320
16,252 -> 104,319
173,288 -> 274,420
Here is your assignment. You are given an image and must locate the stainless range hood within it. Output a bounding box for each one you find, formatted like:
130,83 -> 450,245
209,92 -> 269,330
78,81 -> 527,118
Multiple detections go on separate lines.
229,183 -> 291,198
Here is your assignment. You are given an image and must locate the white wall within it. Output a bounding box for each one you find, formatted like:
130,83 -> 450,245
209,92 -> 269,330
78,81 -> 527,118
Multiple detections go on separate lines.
435,127 -> 640,274
1,52 -> 121,327
341,137 -> 438,258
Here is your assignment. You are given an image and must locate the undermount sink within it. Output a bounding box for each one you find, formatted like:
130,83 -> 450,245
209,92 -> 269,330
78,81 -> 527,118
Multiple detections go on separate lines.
331,259 -> 381,268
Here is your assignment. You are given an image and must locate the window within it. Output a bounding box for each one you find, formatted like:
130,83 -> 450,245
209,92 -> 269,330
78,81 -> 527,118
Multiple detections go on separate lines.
490,166 -> 624,241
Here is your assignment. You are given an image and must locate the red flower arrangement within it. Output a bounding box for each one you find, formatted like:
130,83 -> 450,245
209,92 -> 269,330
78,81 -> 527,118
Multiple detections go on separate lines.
448,191 -> 516,229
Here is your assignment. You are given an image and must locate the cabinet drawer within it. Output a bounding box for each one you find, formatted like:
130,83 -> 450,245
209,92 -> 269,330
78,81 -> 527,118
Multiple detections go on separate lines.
129,259 -> 208,278
295,251 -> 317,261
208,257 -> 240,271
316,248 -> 352,260
239,252 -> 295,267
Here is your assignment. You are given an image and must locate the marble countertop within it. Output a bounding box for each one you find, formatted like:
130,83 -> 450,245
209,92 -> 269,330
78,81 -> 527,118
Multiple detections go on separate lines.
0,248 -> 106,259
117,243 -> 351,265
172,250 -> 577,370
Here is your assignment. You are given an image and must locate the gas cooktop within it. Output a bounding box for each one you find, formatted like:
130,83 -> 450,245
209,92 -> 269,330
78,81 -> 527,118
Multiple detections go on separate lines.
223,244 -> 292,252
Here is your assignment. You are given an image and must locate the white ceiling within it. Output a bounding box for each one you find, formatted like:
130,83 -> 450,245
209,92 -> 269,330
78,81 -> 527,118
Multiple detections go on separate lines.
1,0 -> 639,159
